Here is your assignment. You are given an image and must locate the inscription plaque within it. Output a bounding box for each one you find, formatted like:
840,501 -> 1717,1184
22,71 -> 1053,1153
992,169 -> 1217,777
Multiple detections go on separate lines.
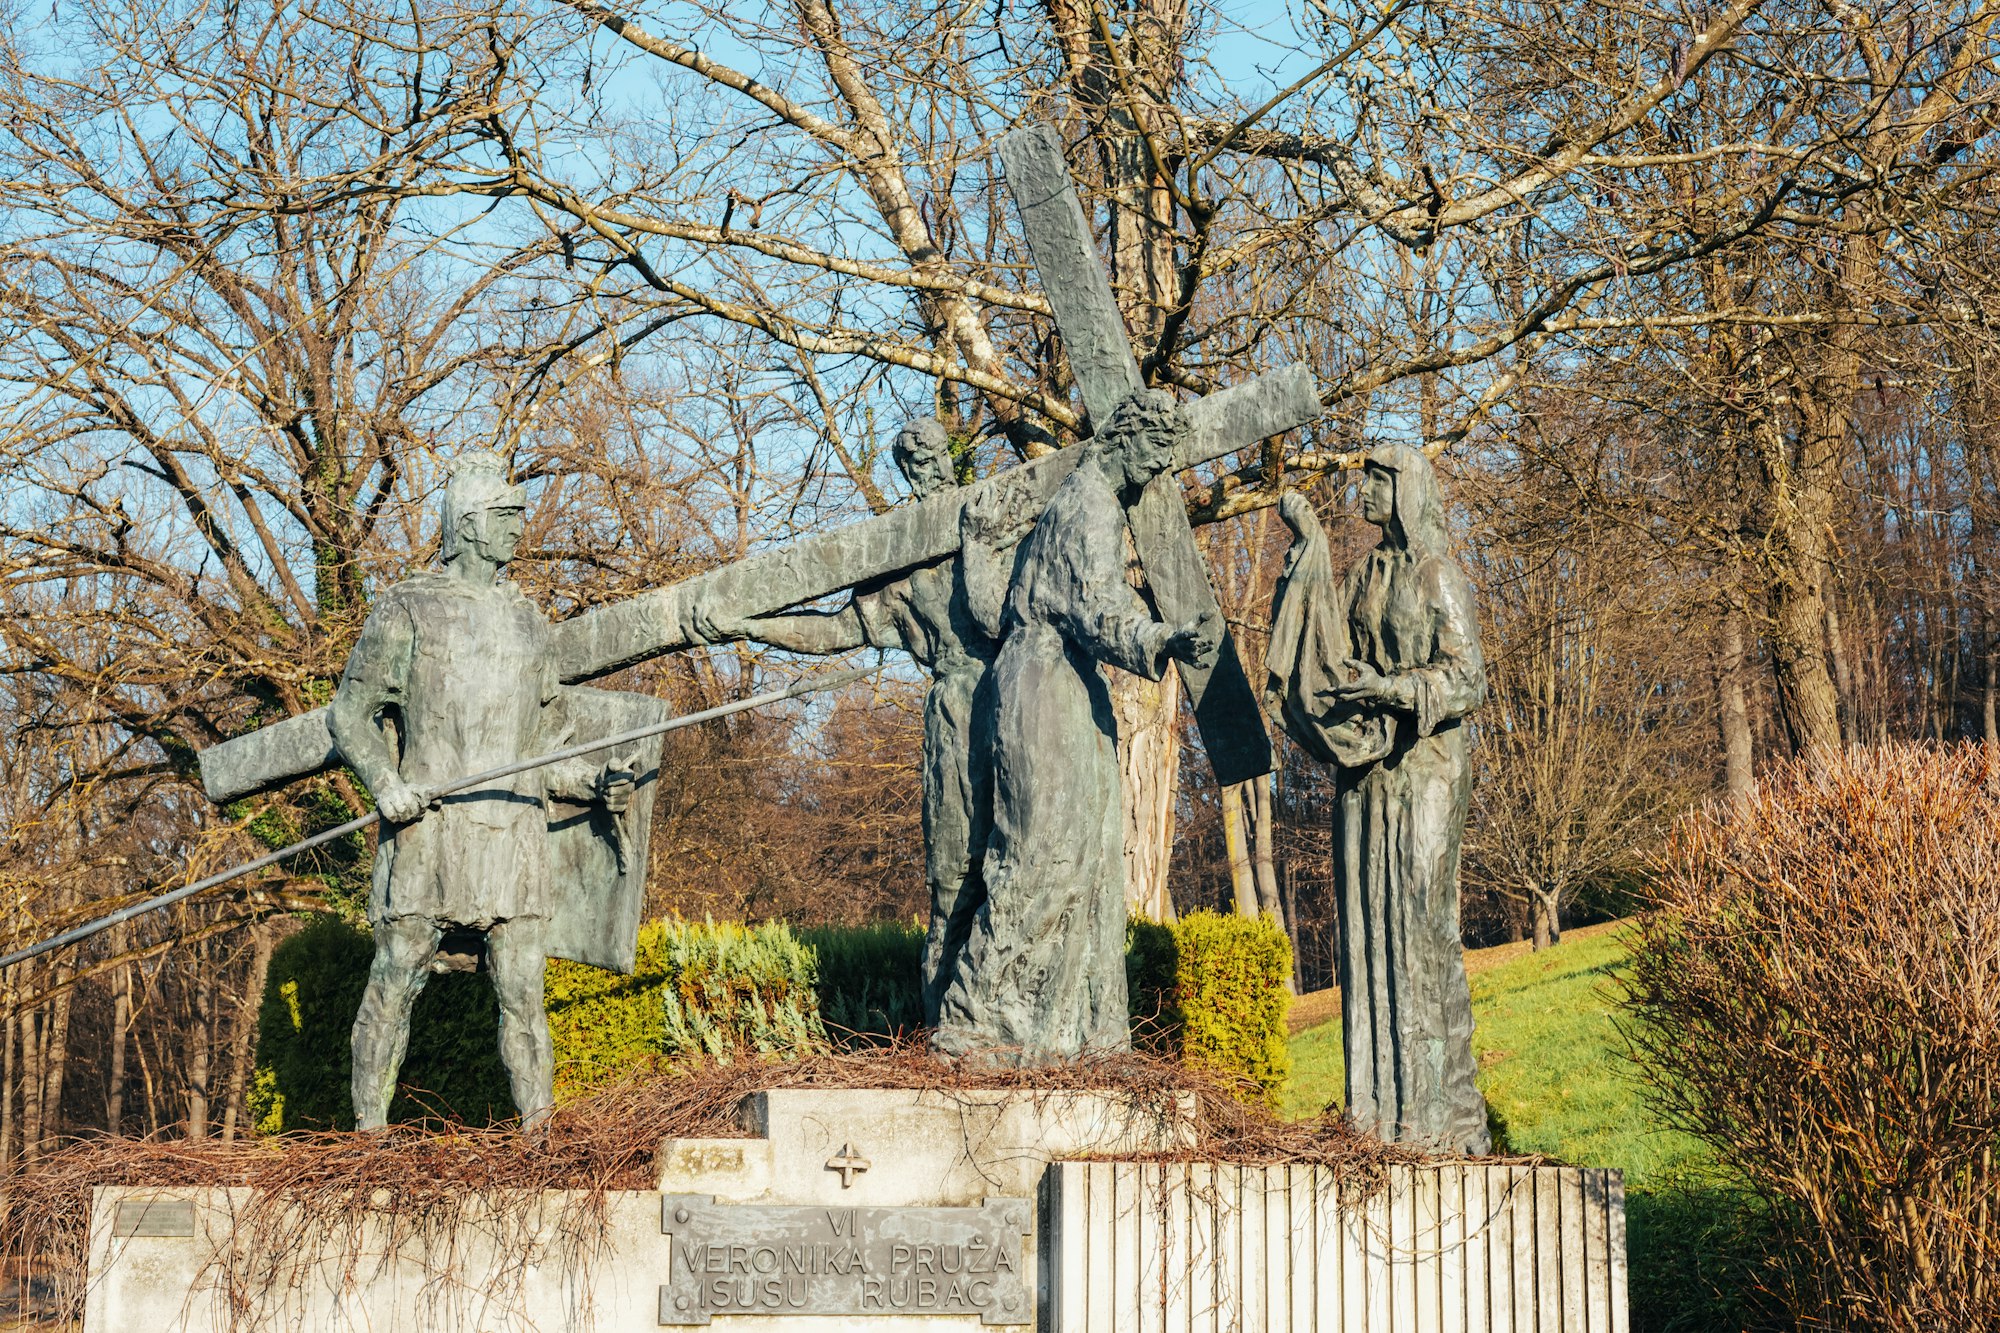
657,1194 -> 1032,1326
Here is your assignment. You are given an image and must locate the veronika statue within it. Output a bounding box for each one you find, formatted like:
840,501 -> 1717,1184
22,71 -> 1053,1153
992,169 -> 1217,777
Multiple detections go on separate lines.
1263,446 -> 1491,1154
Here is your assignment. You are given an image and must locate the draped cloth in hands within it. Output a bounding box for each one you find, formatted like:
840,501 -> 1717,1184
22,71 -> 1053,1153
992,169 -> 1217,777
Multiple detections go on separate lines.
1265,449 -> 1492,1154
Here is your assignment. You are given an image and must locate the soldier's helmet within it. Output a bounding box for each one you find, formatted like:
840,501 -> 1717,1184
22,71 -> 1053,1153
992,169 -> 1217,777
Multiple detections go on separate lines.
441,451 -> 527,562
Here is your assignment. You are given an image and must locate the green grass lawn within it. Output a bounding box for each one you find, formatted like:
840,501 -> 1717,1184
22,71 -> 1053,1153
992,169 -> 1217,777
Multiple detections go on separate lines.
1284,924 -> 1769,1332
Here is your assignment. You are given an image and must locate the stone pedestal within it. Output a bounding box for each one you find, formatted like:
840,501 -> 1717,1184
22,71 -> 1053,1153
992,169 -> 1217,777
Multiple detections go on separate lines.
82,1086 -> 1192,1333
660,1087 -> 1194,1206
82,1088 -> 1629,1332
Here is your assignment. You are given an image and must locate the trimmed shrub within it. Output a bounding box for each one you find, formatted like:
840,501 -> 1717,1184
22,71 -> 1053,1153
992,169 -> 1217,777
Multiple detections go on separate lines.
256,915 -> 826,1131
787,912 -> 1293,1092
798,919 -> 925,1043
1169,910 -> 1293,1103
252,916 -> 512,1132
1625,744 -> 2000,1330
256,909 -> 1297,1128
1124,917 -> 1179,1052
545,922 -> 672,1099
656,918 -> 826,1060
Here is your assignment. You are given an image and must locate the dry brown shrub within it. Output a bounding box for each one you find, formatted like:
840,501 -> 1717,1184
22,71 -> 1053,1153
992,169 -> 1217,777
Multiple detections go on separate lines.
1626,742 -> 2000,1331
1,1045 -> 1445,1326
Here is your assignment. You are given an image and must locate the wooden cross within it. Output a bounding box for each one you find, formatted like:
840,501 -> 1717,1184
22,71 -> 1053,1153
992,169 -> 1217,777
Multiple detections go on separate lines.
197,132 -> 1321,803
994,126 -> 1276,784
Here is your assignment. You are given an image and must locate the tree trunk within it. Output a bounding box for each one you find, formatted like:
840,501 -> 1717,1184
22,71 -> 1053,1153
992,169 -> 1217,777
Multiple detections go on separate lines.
39,971 -> 71,1151
1110,667 -> 1180,920
1221,782 -> 1257,917
1824,591 -> 1857,744
186,975 -> 214,1141
1530,888 -> 1562,951
135,1022 -> 161,1138
1049,0 -> 1191,924
1759,235 -> 1874,758
1716,610 -> 1756,798
19,1000 -> 42,1163
221,923 -> 275,1142
1987,638 -> 1998,745
1,1008 -> 15,1168
1248,778 -> 1283,925
1761,461 -> 1846,757
106,951 -> 130,1135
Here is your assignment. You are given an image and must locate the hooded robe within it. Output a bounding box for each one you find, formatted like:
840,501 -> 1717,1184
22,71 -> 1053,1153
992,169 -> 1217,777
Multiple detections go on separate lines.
932,456 -> 1175,1065
1265,447 -> 1491,1154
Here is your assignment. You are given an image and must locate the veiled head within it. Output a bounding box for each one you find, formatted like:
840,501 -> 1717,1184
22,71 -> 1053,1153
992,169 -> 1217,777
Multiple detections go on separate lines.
1361,444 -> 1447,553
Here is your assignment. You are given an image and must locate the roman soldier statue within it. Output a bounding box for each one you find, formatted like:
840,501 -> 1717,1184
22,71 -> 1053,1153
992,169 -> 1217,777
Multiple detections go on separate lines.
328,452 -> 666,1130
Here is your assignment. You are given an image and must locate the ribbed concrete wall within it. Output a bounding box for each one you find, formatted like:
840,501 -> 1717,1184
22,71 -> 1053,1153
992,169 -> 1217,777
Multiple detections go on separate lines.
1043,1162 -> 1628,1333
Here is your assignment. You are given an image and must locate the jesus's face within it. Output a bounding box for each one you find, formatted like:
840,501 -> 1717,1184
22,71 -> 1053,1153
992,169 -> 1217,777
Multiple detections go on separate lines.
897,438 -> 956,500
1118,422 -> 1178,493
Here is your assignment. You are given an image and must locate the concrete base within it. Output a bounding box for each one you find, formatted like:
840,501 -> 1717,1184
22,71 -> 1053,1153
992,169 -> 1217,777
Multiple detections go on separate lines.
1046,1161 -> 1631,1332
84,1086 -> 1193,1332
659,1087 -> 1196,1205
82,1089 -> 1629,1331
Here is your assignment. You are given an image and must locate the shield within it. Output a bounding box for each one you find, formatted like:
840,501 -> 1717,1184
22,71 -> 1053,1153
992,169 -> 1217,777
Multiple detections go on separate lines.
540,685 -> 670,973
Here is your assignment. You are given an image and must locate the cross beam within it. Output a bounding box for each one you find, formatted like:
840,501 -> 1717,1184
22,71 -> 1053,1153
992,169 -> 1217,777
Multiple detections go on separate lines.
995,126 -> 1279,785
196,139 -> 1322,805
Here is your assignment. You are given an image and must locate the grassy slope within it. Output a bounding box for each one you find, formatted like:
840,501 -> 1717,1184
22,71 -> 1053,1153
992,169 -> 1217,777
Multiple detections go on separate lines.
1285,922 -> 1706,1179
1284,924 -> 1757,1332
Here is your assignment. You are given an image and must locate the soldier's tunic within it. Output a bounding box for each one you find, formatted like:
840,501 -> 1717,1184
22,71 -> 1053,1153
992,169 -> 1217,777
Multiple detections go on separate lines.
336,572 -> 555,927
853,561 -> 997,1021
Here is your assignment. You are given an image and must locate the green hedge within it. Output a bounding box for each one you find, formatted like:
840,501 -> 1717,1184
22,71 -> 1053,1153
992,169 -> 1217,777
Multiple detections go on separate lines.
252,916 -> 512,1132
800,913 -> 1292,1099
1124,917 -> 1179,1051
254,916 -> 824,1131
1167,910 -> 1293,1103
655,919 -> 826,1061
253,910 -> 1293,1131
798,920 -> 925,1042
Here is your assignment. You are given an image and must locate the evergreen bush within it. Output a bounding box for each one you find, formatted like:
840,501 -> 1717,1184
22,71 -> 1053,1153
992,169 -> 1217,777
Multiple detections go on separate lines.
251,915 -> 512,1131
255,915 -> 826,1131
655,918 -> 827,1060
1168,910 -> 1293,1103
544,922 -> 671,1099
797,919 -> 925,1043
254,908 -> 1296,1128
1123,917 -> 1179,1052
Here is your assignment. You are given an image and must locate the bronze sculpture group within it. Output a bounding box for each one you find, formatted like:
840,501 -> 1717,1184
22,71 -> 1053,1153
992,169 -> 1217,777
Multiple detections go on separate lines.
203,130 -> 1493,1156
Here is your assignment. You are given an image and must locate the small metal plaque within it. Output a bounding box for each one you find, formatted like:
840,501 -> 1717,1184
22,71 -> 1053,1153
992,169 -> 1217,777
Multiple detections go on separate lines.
112,1199 -> 195,1238
658,1194 -> 1032,1325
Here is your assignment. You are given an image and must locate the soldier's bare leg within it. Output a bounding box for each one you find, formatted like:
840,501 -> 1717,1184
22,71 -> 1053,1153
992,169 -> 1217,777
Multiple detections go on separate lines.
351,915 -> 441,1130
486,916 -> 554,1131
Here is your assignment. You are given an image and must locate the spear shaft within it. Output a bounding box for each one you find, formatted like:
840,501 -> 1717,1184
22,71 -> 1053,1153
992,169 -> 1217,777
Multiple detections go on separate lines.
0,665 -> 876,971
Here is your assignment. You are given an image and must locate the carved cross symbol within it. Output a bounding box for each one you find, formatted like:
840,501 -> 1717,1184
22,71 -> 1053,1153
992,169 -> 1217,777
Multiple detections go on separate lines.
826,1142 -> 871,1188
